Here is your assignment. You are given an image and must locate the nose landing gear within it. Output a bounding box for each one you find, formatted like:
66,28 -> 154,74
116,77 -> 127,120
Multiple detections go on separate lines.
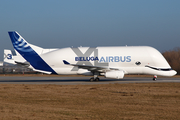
153,75 -> 157,81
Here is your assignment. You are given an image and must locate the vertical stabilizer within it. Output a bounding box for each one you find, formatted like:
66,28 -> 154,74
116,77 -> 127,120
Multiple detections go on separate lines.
3,49 -> 15,65
8,31 -> 56,74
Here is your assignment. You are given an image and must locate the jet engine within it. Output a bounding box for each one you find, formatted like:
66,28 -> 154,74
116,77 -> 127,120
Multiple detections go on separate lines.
105,70 -> 124,79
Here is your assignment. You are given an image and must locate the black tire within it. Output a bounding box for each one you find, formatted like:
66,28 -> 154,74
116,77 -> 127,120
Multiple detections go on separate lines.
95,77 -> 99,81
90,78 -> 94,82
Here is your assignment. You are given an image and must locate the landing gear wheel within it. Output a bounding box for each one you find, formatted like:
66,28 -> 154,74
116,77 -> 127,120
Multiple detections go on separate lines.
95,77 -> 99,81
153,75 -> 157,81
90,77 -> 94,82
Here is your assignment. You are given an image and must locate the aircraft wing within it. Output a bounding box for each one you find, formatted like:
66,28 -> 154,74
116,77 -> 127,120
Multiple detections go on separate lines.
63,60 -> 119,72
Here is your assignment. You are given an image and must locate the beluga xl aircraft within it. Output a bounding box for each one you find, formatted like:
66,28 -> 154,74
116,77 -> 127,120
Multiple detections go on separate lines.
8,31 -> 177,81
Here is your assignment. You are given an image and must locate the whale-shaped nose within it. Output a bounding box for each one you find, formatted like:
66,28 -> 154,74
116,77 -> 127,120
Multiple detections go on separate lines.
169,70 -> 177,76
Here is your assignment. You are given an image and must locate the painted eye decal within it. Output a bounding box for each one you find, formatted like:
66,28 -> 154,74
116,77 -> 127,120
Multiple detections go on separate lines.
135,61 -> 141,65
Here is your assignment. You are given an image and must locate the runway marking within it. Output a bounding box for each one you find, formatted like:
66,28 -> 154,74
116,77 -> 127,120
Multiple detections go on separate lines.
161,80 -> 180,82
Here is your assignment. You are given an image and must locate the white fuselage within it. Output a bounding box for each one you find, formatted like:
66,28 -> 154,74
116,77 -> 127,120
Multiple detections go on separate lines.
39,46 -> 176,77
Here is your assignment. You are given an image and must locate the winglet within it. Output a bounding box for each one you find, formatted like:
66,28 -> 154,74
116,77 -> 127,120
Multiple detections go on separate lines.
63,60 -> 70,65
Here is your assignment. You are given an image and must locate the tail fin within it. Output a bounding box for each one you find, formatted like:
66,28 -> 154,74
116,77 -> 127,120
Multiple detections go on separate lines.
8,31 -> 56,74
8,32 -> 44,54
3,49 -> 15,65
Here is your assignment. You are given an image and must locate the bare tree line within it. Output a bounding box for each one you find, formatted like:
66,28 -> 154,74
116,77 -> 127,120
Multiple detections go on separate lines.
162,47 -> 180,75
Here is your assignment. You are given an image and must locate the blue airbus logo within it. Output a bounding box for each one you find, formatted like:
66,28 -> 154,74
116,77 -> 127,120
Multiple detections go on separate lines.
99,56 -> 131,62
75,56 -> 131,62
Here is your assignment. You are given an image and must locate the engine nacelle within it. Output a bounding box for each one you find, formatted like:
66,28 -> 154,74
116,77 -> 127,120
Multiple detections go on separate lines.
105,71 -> 124,79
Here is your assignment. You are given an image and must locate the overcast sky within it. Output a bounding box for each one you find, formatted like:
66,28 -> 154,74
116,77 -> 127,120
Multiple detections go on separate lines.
0,0 -> 180,61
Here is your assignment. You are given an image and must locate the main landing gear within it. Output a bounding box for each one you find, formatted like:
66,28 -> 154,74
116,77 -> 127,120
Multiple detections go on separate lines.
90,74 -> 100,82
90,77 -> 100,82
153,75 -> 157,81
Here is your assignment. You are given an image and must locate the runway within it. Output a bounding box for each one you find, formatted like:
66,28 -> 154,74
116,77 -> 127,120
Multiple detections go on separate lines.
0,76 -> 179,85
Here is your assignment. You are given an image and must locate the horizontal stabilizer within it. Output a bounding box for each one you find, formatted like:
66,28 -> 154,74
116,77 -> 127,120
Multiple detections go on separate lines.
15,61 -> 30,66
63,60 -> 70,65
33,69 -> 52,74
